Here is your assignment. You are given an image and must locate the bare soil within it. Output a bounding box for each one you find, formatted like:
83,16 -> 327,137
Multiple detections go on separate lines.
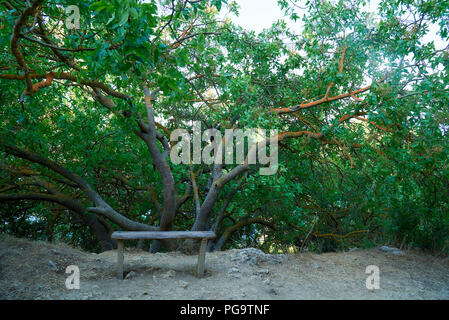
0,233 -> 448,300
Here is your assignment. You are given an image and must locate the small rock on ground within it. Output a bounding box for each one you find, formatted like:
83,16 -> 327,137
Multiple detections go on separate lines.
379,246 -> 403,255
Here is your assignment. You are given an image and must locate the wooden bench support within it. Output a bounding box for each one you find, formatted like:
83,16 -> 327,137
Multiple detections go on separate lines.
111,231 -> 216,280
117,239 -> 124,280
196,238 -> 207,277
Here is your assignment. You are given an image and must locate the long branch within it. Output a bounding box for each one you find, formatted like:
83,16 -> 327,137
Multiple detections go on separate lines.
0,141 -> 155,231
10,0 -> 44,94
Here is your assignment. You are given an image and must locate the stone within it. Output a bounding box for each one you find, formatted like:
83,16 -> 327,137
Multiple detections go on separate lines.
178,280 -> 189,289
162,270 -> 176,278
227,267 -> 241,278
229,248 -> 287,265
125,271 -> 137,279
268,288 -> 278,295
228,267 -> 240,273
255,268 -> 269,275
379,246 -> 403,255
48,260 -> 58,271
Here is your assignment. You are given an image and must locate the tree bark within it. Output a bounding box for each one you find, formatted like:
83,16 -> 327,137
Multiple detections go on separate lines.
140,86 -> 178,252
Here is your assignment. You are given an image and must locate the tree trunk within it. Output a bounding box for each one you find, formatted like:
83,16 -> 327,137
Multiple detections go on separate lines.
81,212 -> 116,251
214,217 -> 275,251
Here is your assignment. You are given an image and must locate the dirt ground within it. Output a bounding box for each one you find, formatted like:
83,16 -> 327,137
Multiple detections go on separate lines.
0,233 -> 448,300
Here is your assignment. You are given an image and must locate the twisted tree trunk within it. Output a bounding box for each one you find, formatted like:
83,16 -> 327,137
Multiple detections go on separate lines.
214,217 -> 275,251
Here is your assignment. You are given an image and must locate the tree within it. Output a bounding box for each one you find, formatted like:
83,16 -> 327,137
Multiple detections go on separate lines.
1,0 -> 448,253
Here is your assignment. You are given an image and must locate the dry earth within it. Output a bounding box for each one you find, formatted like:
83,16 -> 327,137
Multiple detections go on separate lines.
0,233 -> 448,300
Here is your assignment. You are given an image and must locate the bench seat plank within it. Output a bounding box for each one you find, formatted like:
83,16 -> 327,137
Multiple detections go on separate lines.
111,230 -> 216,240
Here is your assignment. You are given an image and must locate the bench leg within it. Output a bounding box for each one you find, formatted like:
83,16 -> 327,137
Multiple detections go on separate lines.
117,240 -> 124,280
197,238 -> 207,277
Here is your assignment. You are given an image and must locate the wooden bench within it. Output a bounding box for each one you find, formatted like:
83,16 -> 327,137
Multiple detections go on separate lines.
111,231 -> 216,279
